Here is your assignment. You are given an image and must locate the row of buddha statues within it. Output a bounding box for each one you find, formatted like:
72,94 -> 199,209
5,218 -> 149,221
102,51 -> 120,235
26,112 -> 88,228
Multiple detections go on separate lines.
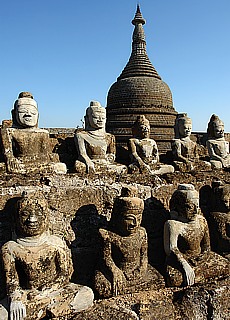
0,92 -> 229,175
0,182 -> 229,319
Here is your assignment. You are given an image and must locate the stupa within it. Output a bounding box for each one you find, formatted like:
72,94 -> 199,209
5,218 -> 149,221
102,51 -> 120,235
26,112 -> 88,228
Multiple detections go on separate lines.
106,5 -> 177,154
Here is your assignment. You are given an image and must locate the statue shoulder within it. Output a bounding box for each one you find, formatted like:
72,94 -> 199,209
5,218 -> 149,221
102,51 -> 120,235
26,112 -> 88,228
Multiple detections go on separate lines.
139,226 -> 147,238
105,132 -> 115,143
75,130 -> 87,137
46,235 -> 67,249
74,130 -> 88,144
197,214 -> 208,227
129,138 -> 138,144
165,219 -> 184,234
172,139 -> 181,146
206,138 -> 215,146
99,228 -> 110,240
1,240 -> 18,255
105,132 -> 114,138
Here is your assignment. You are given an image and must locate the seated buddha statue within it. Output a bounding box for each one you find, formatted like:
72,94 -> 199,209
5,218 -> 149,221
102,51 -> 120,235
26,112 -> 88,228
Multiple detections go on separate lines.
0,191 -> 94,320
206,114 -> 230,170
164,184 -> 229,287
94,186 -> 164,298
1,92 -> 67,174
208,181 -> 230,260
128,115 -> 174,175
172,113 -> 211,172
74,101 -> 127,174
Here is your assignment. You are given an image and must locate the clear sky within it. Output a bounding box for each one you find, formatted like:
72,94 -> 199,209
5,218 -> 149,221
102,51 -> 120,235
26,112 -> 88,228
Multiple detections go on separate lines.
0,0 -> 229,132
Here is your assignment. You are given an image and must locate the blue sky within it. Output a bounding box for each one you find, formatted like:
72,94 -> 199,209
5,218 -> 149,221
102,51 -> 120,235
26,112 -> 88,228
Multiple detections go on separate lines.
0,0 -> 229,132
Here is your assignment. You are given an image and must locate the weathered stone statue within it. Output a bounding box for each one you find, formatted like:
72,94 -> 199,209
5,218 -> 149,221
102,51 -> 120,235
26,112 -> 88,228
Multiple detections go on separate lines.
1,92 -> 67,174
172,113 -> 211,172
0,191 -> 94,319
206,114 -> 230,170
129,115 -> 174,174
164,184 -> 229,287
94,186 -> 164,298
74,101 -> 127,174
208,181 -> 230,260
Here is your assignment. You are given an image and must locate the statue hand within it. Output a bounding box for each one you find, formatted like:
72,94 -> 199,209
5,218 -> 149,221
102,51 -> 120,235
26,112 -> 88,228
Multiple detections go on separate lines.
86,161 -> 95,173
182,260 -> 195,286
186,161 -> 194,171
10,301 -> 26,320
222,158 -> 230,168
112,268 -> 126,296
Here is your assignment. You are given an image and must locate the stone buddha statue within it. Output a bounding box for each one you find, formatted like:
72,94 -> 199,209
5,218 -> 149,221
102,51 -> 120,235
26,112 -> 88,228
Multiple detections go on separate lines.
128,115 -> 174,174
164,184 -> 229,287
206,114 -> 230,170
172,113 -> 211,172
94,186 -> 164,298
208,181 -> 230,260
0,191 -> 94,319
74,101 -> 127,174
1,92 -> 67,174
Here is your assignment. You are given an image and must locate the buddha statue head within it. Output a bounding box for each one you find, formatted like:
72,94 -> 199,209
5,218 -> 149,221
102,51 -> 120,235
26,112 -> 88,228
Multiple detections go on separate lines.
207,114 -> 225,139
175,113 -> 192,139
132,115 -> 150,139
85,101 -> 106,131
12,92 -> 38,128
110,186 -> 144,236
170,184 -> 199,221
15,191 -> 48,237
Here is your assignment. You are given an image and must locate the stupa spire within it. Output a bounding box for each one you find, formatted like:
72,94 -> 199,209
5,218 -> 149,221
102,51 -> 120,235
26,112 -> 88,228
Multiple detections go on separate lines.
132,4 -> 146,25
118,5 -> 161,80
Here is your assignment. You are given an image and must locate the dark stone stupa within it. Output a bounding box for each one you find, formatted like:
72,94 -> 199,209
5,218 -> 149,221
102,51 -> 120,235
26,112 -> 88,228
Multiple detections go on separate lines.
106,5 -> 177,154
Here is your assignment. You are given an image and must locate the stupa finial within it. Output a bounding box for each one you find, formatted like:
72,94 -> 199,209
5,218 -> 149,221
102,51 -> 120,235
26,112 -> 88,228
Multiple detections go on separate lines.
132,4 -> 146,25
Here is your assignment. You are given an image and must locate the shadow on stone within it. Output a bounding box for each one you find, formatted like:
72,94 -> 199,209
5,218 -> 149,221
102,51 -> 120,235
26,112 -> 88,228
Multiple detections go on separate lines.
70,204 -> 108,287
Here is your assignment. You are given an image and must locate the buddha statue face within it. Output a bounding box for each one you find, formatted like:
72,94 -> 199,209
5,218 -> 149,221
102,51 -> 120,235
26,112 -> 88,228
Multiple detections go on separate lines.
207,114 -> 225,139
16,193 -> 48,237
113,197 -> 144,236
213,121 -> 224,139
178,119 -> 192,138
138,121 -> 150,139
119,211 -> 142,236
170,185 -> 199,221
132,115 -> 150,139
16,104 -> 38,128
86,102 -> 106,130
182,191 -> 199,220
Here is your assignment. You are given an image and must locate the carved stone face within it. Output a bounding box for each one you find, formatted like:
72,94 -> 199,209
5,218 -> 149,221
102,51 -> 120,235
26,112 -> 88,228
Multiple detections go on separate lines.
88,107 -> 106,129
179,120 -> 192,138
181,190 -> 199,220
170,188 -> 199,221
138,122 -> 150,139
16,104 -> 38,128
16,199 -> 47,237
119,211 -> 142,236
213,122 -> 224,138
183,199 -> 198,220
